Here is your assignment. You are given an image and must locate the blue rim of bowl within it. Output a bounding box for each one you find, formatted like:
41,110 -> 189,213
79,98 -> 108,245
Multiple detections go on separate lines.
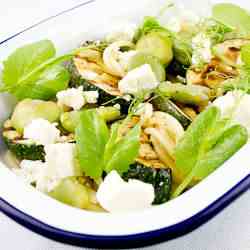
0,1 -> 250,248
0,175 -> 249,249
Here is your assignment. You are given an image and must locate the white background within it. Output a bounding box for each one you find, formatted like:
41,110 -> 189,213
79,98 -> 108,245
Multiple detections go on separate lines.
0,1 -> 250,249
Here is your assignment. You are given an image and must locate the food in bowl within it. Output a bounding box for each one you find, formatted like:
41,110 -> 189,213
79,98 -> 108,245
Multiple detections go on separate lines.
1,2 -> 250,213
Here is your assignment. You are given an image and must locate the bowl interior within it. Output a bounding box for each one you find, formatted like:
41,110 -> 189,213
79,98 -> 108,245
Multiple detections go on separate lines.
0,0 -> 250,237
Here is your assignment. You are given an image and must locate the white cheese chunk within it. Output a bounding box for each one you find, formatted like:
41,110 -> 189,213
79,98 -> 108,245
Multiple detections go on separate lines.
212,90 -> 250,134
118,64 -> 159,95
96,171 -> 155,213
36,143 -> 79,193
13,160 -> 45,184
57,86 -> 85,111
83,91 -> 99,104
192,33 -> 212,65
23,119 -> 60,146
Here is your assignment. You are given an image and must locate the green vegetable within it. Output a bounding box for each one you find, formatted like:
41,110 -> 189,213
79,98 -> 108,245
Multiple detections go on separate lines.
11,99 -> 61,133
12,65 -> 70,100
173,38 -> 192,66
49,177 -> 90,209
75,110 -> 141,179
75,110 -> 109,181
122,163 -> 172,205
212,3 -> 250,37
158,82 -> 211,106
173,106 -> 248,198
65,59 -> 131,114
128,53 -> 166,82
136,32 -> 173,65
60,107 -> 121,133
1,40 -> 71,100
104,123 -> 141,174
3,137 -> 45,161
134,17 -> 173,65
152,97 -> 192,129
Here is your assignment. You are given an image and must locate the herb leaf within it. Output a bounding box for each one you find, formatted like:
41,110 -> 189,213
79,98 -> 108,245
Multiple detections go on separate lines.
212,3 -> 250,36
173,106 -> 248,197
2,40 -> 55,86
12,65 -> 70,100
104,124 -> 141,174
75,110 -> 109,180
1,40 -> 72,100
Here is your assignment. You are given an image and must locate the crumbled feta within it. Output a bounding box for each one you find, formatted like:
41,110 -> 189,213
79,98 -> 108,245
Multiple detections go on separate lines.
57,86 -> 85,111
13,160 -> 45,184
118,64 -> 159,95
83,91 -> 99,104
212,91 -> 250,134
106,23 -> 137,43
96,171 -> 154,213
23,119 -> 60,146
36,143 -> 79,193
192,33 -> 212,65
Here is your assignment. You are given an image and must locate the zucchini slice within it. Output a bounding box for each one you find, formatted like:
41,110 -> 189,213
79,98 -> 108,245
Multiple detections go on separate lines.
123,163 -> 172,204
152,97 -> 192,129
136,31 -> 173,66
65,59 -> 131,114
3,136 -> 45,161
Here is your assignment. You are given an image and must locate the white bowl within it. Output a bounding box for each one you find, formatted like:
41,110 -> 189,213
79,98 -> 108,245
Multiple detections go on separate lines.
0,0 -> 250,248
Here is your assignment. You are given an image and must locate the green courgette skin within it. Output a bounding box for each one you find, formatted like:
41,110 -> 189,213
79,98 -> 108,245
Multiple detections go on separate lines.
152,96 -> 192,129
65,60 -> 131,114
3,137 -> 45,161
123,163 -> 172,205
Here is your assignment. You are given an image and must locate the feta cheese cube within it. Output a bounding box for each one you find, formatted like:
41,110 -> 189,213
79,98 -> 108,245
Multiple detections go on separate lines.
13,160 -> 45,184
23,119 -> 60,146
57,86 -> 85,111
212,91 -> 250,134
96,171 -> 155,213
36,143 -> 79,193
83,91 -> 99,104
118,64 -> 159,95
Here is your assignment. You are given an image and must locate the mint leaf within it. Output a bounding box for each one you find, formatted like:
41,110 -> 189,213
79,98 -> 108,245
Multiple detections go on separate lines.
173,106 -> 248,197
13,65 -> 70,100
75,110 -> 109,180
1,40 -> 72,100
212,3 -> 250,36
104,124 -> 141,174
2,40 -> 55,86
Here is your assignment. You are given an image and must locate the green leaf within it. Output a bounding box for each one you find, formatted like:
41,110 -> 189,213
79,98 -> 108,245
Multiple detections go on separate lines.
194,125 -> 248,179
2,40 -> 55,86
175,106 -> 220,178
104,124 -> 141,175
75,110 -> 109,180
1,39 -> 73,100
12,65 -> 70,100
212,3 -> 250,36
133,16 -> 170,42
173,106 -> 248,198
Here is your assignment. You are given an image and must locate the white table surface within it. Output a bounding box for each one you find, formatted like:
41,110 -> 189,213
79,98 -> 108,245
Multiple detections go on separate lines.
0,1 -> 250,249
